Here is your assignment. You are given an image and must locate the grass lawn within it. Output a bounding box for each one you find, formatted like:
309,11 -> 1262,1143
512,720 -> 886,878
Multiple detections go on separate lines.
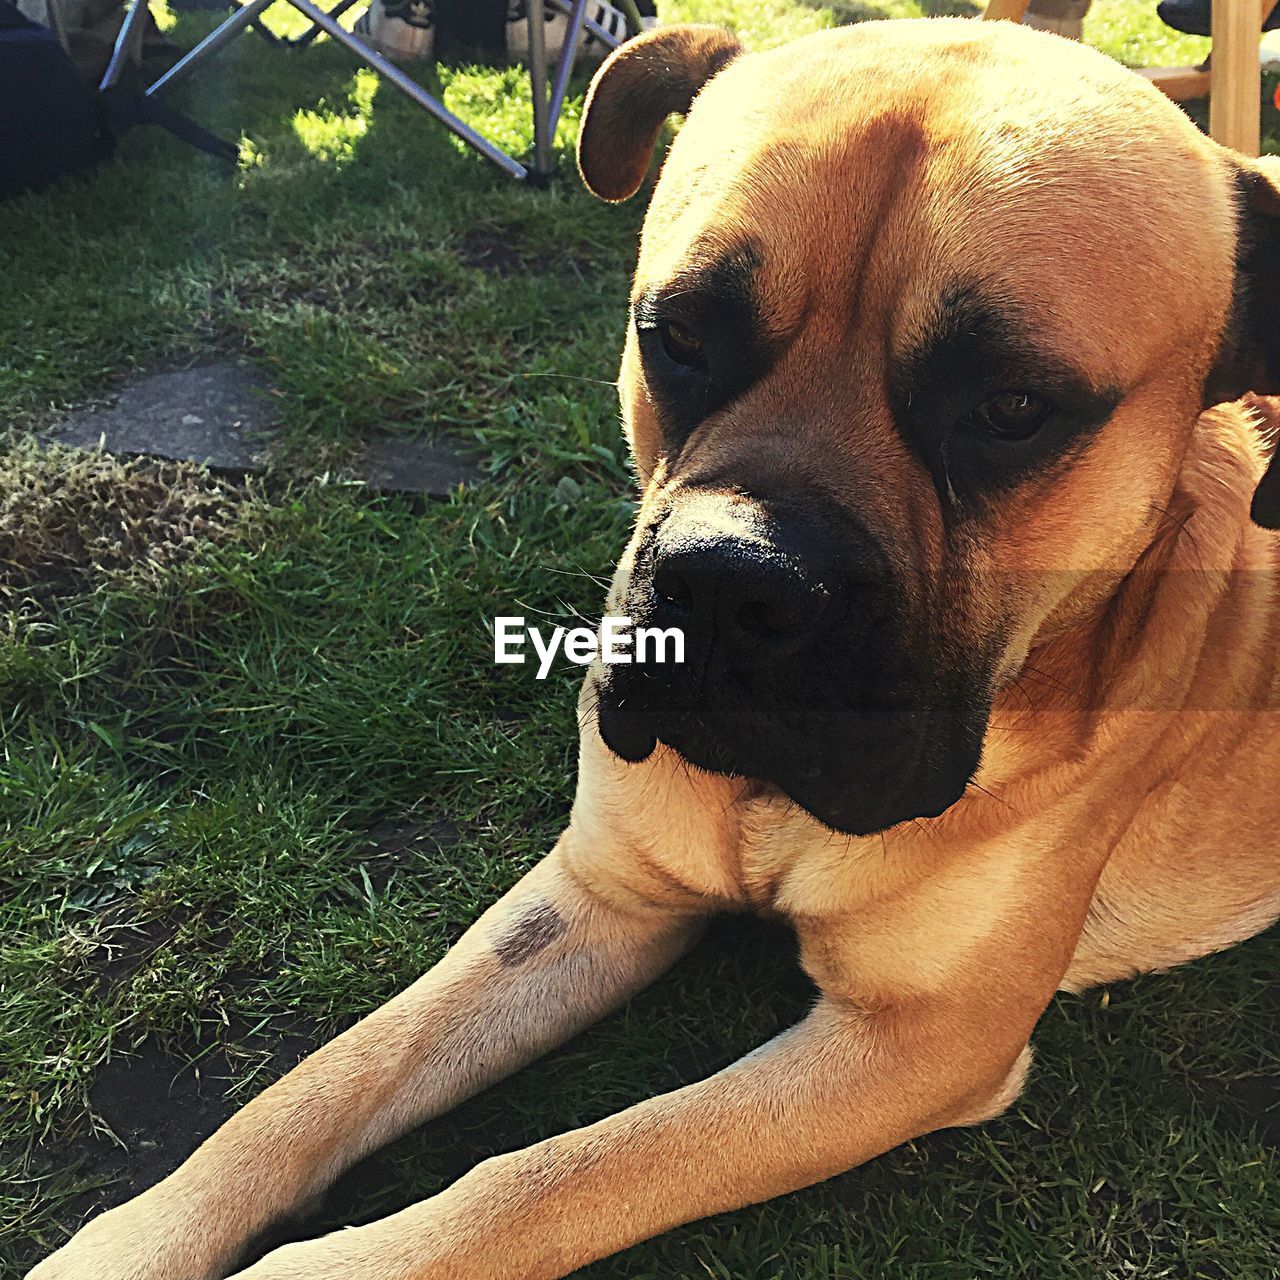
2,0 -> 1278,1276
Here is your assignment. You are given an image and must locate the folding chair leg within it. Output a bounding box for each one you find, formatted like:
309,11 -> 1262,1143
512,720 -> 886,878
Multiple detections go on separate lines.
286,0 -> 529,178
234,0 -> 286,47
139,0 -> 615,182
533,0 -> 623,181
526,0 -> 553,180
548,0 -> 589,132
285,0 -> 362,50
549,0 -> 622,46
146,0 -> 275,96
100,0 -> 153,90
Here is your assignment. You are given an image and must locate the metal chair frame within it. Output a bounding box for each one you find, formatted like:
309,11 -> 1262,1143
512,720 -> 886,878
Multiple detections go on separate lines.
99,0 -> 620,180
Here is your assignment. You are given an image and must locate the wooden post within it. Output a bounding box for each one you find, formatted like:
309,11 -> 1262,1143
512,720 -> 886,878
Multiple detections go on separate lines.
1209,0 -> 1265,155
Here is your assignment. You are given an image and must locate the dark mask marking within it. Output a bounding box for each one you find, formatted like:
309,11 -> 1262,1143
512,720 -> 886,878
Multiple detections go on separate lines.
494,899 -> 568,967
892,283 -> 1121,509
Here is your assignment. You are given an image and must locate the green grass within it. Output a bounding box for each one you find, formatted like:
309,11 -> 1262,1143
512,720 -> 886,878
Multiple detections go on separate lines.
2,1 -> 1279,1277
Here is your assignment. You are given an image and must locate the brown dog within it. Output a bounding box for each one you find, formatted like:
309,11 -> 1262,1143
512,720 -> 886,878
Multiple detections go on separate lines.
29,18 -> 1280,1280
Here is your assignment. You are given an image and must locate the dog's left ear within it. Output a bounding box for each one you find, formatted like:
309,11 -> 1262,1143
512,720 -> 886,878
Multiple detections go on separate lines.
577,24 -> 743,203
1206,156 -> 1280,528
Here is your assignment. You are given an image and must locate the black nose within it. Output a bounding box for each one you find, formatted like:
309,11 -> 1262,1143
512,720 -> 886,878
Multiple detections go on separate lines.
648,498 -> 836,669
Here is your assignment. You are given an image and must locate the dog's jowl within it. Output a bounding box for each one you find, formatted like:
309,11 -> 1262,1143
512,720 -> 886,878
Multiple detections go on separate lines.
31,18 -> 1280,1280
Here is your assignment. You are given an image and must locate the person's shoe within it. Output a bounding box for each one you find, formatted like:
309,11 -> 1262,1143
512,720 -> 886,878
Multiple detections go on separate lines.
353,0 -> 434,62
506,1 -> 629,70
1157,0 -> 1280,38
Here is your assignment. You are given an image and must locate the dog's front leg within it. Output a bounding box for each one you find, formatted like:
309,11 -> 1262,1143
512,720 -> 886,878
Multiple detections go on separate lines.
226,991 -> 1038,1280
228,829 -> 1101,1280
27,834 -> 705,1280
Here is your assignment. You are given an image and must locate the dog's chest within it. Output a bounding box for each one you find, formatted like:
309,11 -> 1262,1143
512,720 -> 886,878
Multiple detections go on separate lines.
728,794 -> 902,915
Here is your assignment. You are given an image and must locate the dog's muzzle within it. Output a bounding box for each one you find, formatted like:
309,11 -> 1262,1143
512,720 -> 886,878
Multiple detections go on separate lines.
595,488 -> 986,836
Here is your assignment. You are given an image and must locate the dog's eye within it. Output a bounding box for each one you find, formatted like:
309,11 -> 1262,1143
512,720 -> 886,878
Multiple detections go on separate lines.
657,320 -> 706,371
972,391 -> 1052,440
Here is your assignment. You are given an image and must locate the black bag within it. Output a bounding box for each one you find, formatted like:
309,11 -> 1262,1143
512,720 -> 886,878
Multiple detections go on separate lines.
0,0 -> 236,200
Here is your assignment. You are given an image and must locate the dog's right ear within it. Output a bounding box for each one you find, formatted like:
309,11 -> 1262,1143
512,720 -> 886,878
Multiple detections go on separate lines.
577,24 -> 742,203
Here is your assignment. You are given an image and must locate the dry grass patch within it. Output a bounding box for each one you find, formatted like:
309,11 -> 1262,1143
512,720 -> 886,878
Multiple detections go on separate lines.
0,445 -> 256,602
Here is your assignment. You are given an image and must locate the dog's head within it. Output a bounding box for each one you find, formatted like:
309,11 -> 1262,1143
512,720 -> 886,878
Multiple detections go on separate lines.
577,19 -> 1280,836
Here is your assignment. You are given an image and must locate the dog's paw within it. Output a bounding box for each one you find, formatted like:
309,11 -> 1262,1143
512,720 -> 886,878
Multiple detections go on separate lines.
25,1191 -> 228,1280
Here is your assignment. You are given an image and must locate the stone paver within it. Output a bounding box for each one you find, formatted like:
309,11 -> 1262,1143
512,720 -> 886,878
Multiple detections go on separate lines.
48,362 -> 482,495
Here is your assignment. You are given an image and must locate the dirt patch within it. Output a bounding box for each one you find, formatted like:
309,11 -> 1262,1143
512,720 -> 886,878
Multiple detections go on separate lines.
362,816 -> 463,896
457,228 -> 525,277
367,816 -> 461,855
89,912 -> 187,987
1175,1062 -> 1280,1153
457,228 -> 590,280
0,443 -> 254,603
1217,1072 -> 1280,1148
1168,948 -> 1280,1152
37,1017 -> 328,1239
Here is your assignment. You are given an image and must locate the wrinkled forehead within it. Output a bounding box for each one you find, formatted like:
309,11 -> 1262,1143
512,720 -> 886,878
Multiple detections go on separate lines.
636,21 -> 1236,382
